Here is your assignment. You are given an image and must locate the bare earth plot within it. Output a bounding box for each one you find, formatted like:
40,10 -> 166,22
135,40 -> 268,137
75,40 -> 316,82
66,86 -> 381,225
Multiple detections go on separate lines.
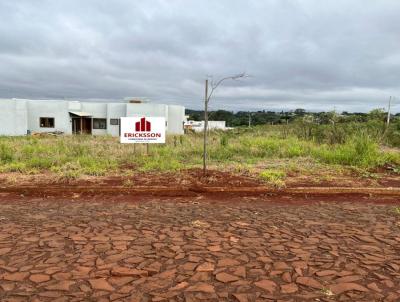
0,195 -> 399,302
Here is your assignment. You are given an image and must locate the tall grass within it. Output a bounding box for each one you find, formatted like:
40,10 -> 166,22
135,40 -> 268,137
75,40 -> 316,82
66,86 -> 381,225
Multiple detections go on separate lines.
0,124 -> 399,178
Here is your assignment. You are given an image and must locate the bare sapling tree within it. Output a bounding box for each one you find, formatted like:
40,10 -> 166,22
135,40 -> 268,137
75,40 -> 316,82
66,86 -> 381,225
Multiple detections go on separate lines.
383,96 -> 393,138
386,96 -> 392,128
203,73 -> 247,175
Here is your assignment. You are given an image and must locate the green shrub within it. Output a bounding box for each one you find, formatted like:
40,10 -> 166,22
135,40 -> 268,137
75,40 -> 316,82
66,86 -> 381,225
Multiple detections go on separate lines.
26,157 -> 55,169
0,162 -> 27,173
220,135 -> 228,147
138,156 -> 183,171
313,135 -> 382,168
0,143 -> 14,163
259,170 -> 286,187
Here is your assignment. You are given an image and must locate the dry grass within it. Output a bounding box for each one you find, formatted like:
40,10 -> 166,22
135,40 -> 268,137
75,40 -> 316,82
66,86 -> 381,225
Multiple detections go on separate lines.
0,125 -> 399,179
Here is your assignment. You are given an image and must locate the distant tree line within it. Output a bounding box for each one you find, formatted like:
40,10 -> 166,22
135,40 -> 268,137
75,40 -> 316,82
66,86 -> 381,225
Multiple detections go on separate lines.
186,108 -> 400,127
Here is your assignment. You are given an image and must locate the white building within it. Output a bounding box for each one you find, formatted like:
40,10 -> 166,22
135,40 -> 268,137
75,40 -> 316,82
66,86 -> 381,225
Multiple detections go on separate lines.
184,120 -> 228,132
0,99 -> 185,136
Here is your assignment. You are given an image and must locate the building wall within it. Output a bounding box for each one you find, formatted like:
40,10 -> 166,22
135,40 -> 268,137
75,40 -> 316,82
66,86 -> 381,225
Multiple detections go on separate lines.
0,100 -> 185,136
167,105 -> 185,135
126,103 -> 168,119
15,100 -> 28,135
126,103 -> 168,136
208,121 -> 226,130
68,101 -> 81,111
27,100 -> 72,134
81,102 -> 107,136
185,120 -> 227,132
126,103 -> 186,135
107,103 -> 126,136
0,99 -> 28,135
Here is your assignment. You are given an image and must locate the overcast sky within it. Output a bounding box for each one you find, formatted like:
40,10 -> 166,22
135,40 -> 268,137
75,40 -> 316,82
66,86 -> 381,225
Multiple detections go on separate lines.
0,0 -> 399,112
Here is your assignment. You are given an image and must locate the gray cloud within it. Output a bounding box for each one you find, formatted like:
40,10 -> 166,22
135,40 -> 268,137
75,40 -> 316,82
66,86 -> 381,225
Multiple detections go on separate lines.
0,0 -> 399,112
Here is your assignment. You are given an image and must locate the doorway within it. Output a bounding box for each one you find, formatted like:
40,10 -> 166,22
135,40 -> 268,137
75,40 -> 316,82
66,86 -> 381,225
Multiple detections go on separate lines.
72,117 -> 92,134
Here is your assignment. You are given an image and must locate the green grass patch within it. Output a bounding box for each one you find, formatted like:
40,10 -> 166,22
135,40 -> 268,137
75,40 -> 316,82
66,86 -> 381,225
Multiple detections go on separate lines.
0,124 -> 398,178
259,169 -> 286,187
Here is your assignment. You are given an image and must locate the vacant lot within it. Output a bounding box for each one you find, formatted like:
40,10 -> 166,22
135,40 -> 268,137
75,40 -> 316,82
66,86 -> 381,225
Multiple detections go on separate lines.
0,125 -> 399,187
0,124 -> 399,301
0,195 -> 399,302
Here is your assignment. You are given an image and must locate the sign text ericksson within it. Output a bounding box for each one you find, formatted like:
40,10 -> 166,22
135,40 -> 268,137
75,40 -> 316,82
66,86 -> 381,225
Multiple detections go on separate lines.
120,117 -> 166,144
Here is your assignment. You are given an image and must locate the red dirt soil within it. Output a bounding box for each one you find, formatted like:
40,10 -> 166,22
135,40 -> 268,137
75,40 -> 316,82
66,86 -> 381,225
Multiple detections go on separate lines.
0,168 -> 399,203
1,168 -> 400,188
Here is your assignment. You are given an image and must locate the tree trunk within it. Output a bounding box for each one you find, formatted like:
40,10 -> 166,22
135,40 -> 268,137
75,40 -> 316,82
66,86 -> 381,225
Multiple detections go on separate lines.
203,79 -> 208,176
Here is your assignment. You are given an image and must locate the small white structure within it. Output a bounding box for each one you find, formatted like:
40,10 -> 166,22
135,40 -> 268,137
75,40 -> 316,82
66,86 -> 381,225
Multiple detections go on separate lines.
0,99 -> 185,136
184,120 -> 228,132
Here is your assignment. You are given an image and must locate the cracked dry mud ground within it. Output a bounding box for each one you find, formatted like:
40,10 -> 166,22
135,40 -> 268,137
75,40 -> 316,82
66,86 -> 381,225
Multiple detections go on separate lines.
0,197 -> 399,302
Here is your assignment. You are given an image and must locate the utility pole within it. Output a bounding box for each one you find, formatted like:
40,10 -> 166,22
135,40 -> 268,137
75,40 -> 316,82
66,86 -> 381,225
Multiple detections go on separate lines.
203,79 -> 208,175
386,96 -> 392,128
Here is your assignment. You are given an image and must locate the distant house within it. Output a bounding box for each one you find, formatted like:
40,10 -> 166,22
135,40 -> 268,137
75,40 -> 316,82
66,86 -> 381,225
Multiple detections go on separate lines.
184,120 -> 229,132
0,99 -> 185,136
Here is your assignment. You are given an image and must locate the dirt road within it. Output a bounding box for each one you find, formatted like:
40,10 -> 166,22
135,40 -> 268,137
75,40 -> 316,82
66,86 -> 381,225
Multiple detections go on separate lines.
0,195 -> 399,301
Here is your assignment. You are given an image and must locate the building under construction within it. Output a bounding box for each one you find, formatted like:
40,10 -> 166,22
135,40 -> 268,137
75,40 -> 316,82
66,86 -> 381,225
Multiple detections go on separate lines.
0,99 -> 185,136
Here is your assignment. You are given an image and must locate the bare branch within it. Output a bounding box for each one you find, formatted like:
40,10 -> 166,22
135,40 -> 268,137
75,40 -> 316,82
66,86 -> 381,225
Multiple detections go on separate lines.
202,72 -> 248,176
206,72 -> 247,103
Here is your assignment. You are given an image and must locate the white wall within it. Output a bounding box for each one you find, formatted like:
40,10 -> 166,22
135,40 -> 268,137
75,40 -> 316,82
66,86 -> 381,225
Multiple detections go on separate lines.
187,120 -> 227,132
81,102 -> 107,136
15,100 -> 28,135
0,99 -> 28,135
167,105 -> 185,135
0,100 -> 185,137
127,103 -> 168,135
126,103 -> 185,135
126,103 -> 168,118
68,101 -> 81,111
27,100 -> 72,134
209,121 -> 226,129
107,103 -> 126,137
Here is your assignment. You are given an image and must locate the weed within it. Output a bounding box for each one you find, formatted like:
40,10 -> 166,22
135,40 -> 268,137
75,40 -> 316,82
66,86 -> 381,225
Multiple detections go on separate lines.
232,163 -> 250,174
0,143 -> 14,163
358,170 -> 379,179
0,123 -> 398,177
321,288 -> 334,296
123,179 -> 134,187
51,162 -> 82,179
259,170 -> 286,188
220,135 -> 229,147
190,220 -> 211,228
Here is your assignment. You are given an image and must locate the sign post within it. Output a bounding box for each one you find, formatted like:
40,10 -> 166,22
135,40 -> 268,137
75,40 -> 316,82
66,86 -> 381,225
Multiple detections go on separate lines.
120,117 -> 166,144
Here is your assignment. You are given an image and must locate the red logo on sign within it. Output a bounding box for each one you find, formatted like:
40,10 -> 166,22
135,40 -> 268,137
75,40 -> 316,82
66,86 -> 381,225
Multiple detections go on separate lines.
135,117 -> 151,132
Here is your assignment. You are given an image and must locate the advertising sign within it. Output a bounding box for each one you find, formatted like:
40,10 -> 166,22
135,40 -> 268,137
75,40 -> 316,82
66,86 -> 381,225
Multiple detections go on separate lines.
120,117 -> 166,144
